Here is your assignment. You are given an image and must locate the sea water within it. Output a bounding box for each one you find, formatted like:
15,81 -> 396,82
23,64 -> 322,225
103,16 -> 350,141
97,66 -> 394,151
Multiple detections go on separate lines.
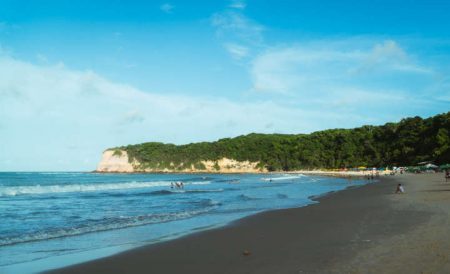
0,172 -> 366,273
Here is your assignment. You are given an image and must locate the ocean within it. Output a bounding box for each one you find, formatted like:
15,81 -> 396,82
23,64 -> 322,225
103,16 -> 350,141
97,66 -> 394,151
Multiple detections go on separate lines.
0,172 -> 367,273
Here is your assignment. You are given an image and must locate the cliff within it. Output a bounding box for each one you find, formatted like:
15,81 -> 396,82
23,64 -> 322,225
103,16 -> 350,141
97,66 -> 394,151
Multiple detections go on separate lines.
96,112 -> 450,172
96,150 -> 137,172
96,149 -> 266,173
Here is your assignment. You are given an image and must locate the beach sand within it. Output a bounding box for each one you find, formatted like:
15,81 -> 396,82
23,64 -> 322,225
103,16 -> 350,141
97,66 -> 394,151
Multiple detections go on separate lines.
46,173 -> 450,274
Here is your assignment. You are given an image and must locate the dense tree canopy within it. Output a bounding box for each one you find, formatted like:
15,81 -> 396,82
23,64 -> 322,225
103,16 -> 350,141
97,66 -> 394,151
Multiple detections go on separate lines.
116,112 -> 450,171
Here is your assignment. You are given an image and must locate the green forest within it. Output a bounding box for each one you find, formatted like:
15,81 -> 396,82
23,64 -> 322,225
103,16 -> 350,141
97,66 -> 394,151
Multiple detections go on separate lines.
114,112 -> 450,171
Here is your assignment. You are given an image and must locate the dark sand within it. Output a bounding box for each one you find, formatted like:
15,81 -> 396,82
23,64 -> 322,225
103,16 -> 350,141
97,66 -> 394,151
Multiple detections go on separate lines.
47,173 -> 450,274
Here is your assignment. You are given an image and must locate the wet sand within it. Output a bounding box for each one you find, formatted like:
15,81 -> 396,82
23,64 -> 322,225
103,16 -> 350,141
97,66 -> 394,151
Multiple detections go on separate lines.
46,173 -> 450,274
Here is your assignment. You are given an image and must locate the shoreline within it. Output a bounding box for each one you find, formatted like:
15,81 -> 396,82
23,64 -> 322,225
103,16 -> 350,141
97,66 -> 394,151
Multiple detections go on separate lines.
45,173 -> 450,274
43,179 -> 366,274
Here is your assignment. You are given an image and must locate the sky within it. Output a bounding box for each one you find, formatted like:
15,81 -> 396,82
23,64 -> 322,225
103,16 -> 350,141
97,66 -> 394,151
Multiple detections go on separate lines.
0,0 -> 449,171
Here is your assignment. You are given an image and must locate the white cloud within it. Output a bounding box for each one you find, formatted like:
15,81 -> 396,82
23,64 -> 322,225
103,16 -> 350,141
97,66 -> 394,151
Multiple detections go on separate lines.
211,8 -> 264,63
0,38 -> 447,171
122,110 -> 145,124
353,40 -> 432,74
251,40 -> 435,95
229,0 -> 246,10
245,38 -> 449,130
160,3 -> 174,14
224,43 -> 249,60
212,11 -> 263,44
36,53 -> 49,64
0,55 -> 334,171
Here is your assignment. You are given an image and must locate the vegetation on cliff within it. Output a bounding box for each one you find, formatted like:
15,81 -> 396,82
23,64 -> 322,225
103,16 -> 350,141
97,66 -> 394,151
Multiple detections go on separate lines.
115,112 -> 450,171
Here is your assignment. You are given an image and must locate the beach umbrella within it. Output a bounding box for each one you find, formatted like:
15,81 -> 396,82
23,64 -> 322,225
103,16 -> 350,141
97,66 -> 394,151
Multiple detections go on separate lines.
440,163 -> 450,169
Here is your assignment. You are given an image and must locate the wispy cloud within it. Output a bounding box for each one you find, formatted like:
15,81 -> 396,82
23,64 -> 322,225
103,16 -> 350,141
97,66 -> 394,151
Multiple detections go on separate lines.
160,3 -> 174,14
36,53 -> 49,64
210,4 -> 439,103
229,0 -> 246,10
224,43 -> 249,60
211,4 -> 264,62
212,11 -> 264,44
122,110 -> 145,124
352,40 -> 433,74
251,39 -> 436,97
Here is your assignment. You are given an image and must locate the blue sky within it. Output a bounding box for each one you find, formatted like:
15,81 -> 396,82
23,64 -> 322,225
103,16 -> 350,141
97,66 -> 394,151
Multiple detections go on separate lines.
1,0 -> 449,171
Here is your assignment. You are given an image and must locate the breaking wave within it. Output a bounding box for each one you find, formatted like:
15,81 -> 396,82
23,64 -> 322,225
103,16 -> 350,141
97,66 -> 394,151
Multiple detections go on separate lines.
261,175 -> 306,181
0,202 -> 219,246
0,181 -> 211,197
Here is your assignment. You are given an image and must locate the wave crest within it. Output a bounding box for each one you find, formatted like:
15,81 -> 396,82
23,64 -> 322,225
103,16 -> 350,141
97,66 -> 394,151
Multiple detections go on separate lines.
0,181 -> 211,197
0,201 -> 220,246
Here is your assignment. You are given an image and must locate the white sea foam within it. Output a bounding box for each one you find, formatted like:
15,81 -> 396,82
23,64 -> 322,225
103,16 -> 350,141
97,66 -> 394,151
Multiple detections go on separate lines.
190,181 -> 212,185
261,175 -> 306,181
0,205 -> 218,246
0,181 -> 211,196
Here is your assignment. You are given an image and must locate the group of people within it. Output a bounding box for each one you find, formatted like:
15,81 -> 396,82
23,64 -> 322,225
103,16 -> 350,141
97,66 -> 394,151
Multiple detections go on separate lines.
366,174 -> 376,180
366,171 -> 381,180
171,181 -> 184,189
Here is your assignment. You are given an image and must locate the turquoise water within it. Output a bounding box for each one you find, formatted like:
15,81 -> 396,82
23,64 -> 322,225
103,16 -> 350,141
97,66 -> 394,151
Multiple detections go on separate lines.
0,172 -> 366,273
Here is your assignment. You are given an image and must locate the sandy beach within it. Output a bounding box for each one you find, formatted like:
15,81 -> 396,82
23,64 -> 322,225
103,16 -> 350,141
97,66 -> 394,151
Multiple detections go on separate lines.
46,173 -> 450,274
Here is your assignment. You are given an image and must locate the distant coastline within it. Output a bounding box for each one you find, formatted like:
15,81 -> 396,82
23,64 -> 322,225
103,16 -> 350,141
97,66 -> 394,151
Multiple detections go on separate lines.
94,150 -> 387,178
95,112 -> 450,174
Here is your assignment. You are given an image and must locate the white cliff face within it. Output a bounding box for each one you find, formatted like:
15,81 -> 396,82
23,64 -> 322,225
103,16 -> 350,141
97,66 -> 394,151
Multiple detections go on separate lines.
138,158 -> 265,173
96,150 -> 266,173
96,150 -> 137,172
201,158 -> 265,173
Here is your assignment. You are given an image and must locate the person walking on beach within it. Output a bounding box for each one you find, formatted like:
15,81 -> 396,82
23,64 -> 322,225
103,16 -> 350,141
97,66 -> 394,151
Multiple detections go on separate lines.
395,183 -> 405,194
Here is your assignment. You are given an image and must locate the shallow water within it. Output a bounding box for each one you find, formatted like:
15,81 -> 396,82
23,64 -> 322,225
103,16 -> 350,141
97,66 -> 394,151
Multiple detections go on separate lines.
0,172 -> 366,273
